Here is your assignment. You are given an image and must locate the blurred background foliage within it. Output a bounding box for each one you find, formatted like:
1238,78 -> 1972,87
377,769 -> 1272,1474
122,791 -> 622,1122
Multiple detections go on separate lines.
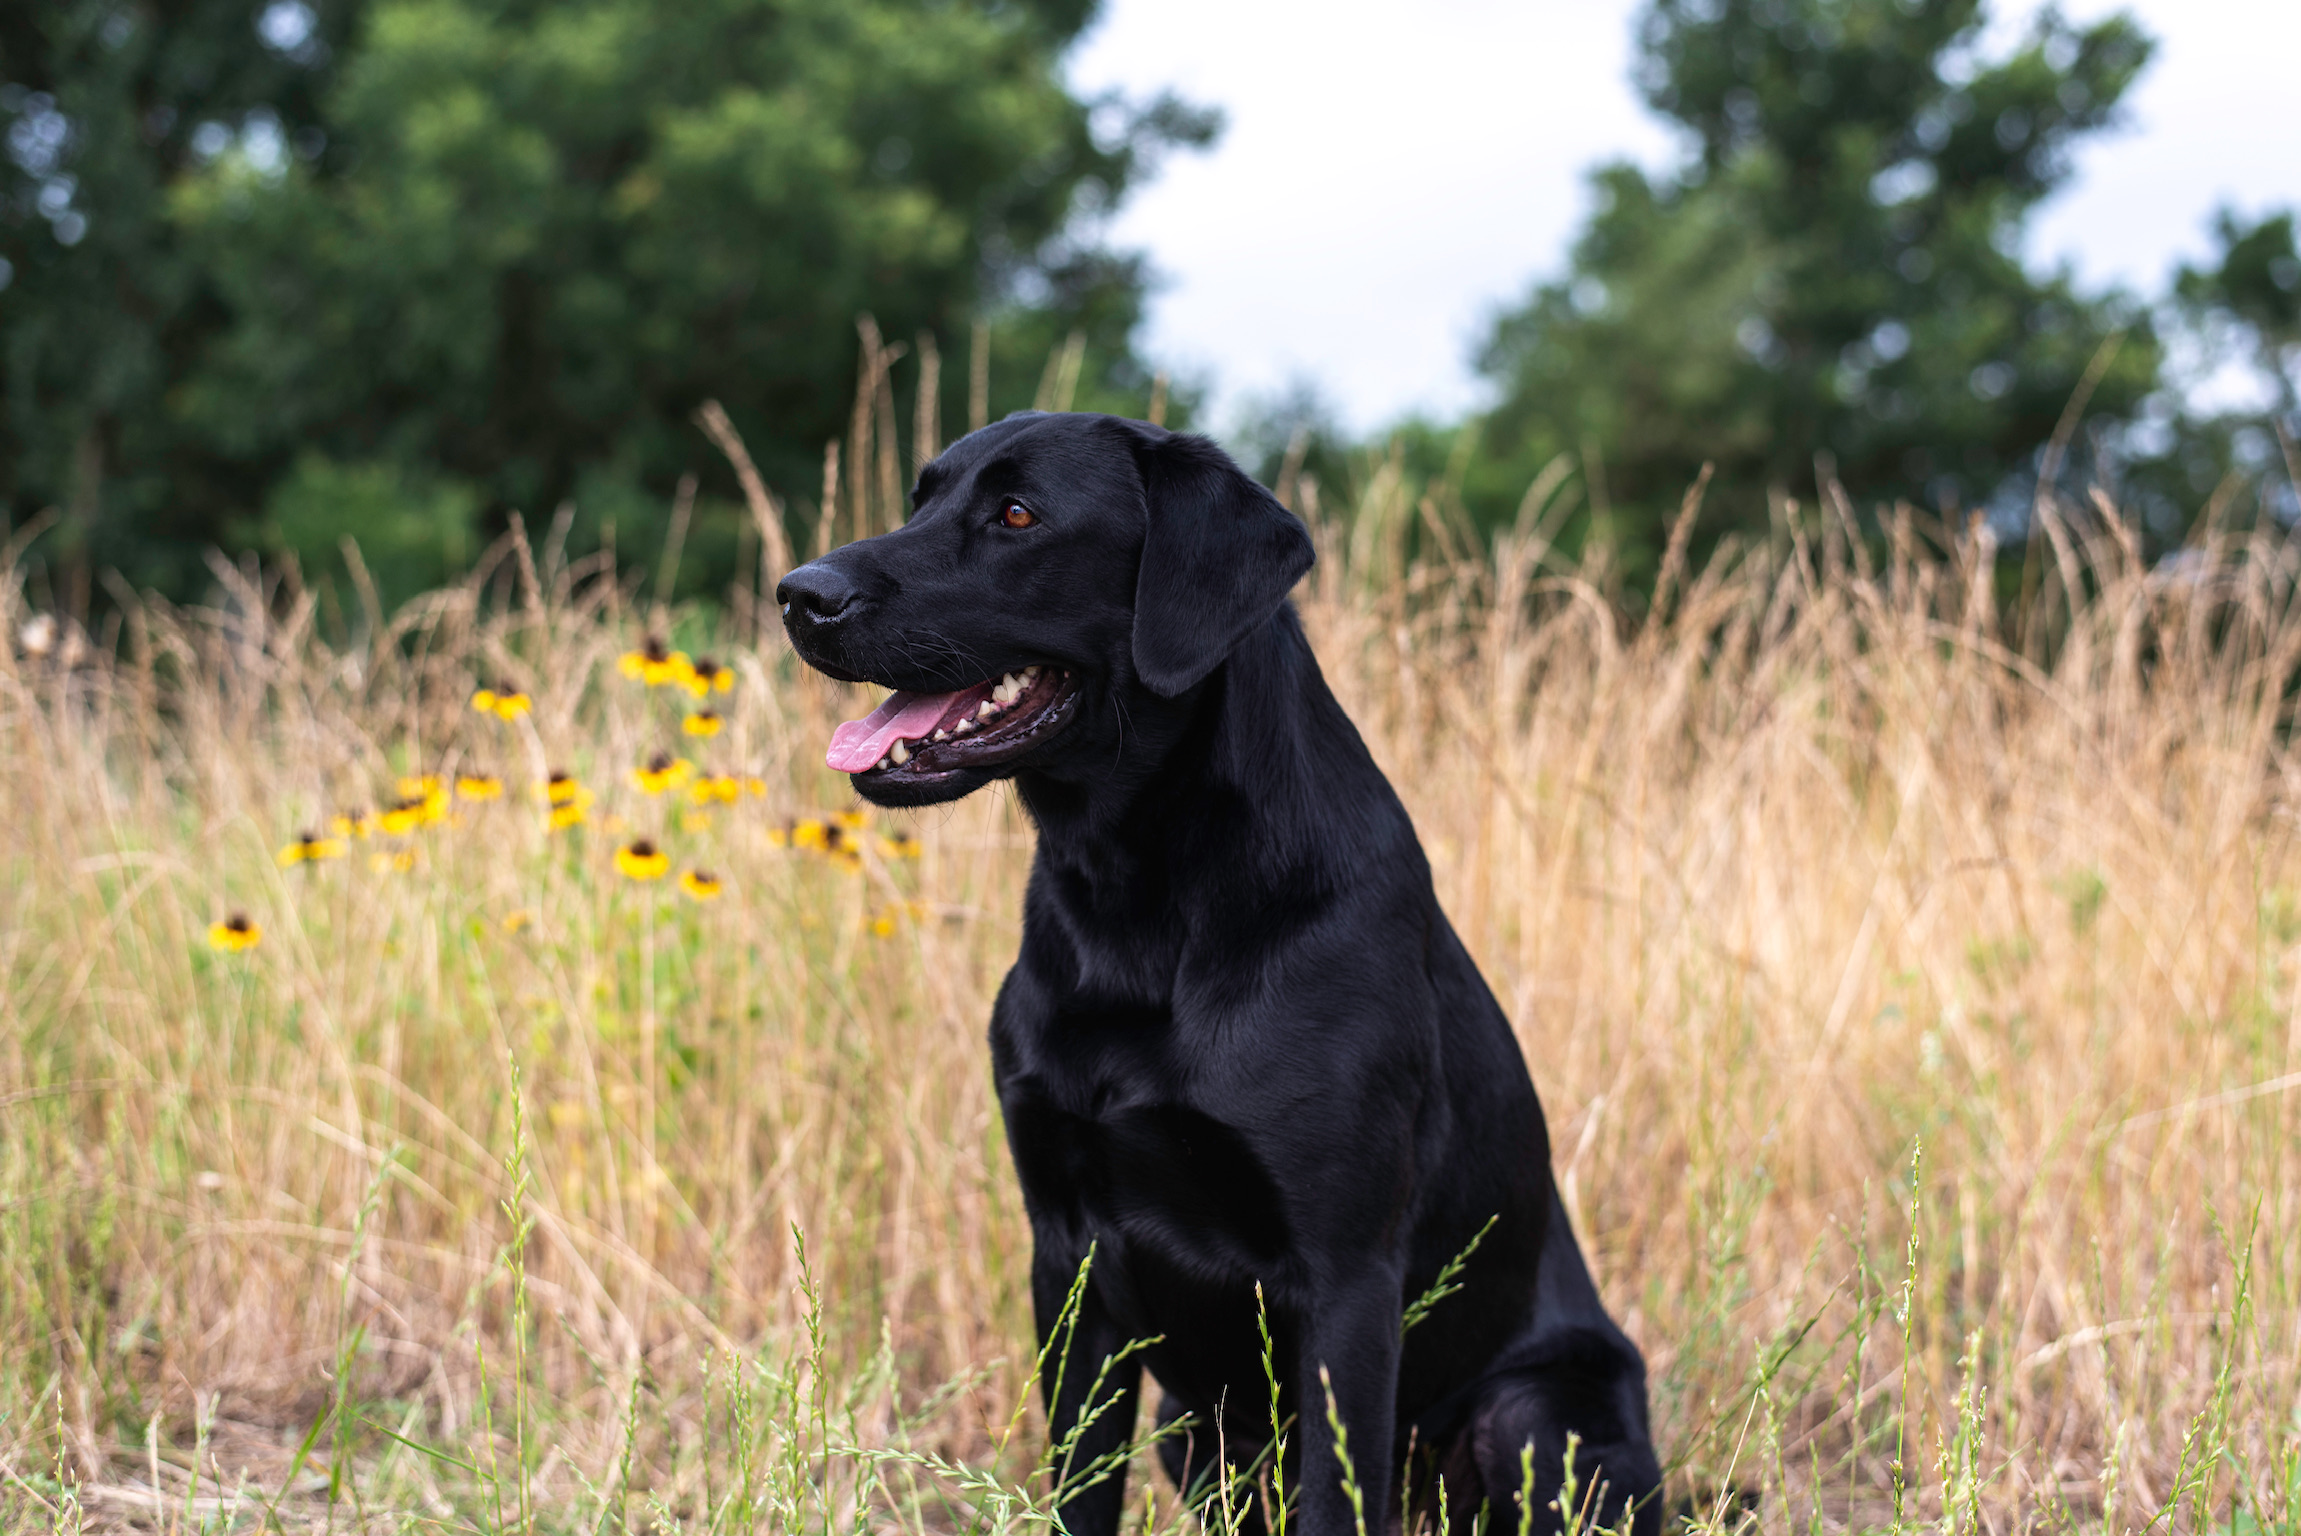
1,0 -> 1214,605
2,0 -> 2296,613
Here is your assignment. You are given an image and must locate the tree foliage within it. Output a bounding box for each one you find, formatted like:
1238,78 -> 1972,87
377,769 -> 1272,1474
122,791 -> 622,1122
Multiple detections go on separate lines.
2177,209 -> 2300,426
1472,0 -> 2162,576
2,0 -> 1212,603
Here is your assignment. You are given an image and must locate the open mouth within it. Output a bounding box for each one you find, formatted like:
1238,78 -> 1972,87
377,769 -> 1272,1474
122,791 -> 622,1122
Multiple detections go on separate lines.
826,666 -> 1079,781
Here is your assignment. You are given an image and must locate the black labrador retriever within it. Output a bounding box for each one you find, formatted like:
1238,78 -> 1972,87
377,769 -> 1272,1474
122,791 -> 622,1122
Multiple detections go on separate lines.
776,412 -> 1661,1536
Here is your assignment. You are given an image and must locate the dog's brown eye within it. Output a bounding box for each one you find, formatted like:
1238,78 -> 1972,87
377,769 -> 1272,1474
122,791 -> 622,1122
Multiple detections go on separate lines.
1000,500 -> 1036,529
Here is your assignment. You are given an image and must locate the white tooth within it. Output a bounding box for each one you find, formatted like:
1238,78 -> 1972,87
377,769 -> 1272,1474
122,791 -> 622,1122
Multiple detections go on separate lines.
978,700 -> 998,719
890,741 -> 910,765
932,729 -> 949,742
956,718 -> 976,732
1024,665 -> 1040,679
877,756 -> 892,771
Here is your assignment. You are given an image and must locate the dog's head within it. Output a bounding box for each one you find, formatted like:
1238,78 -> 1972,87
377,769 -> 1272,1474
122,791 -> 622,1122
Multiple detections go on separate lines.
775,412 -> 1314,808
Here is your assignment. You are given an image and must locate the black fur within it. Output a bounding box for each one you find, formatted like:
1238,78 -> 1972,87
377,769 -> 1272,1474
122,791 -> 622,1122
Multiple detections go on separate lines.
776,412 -> 1661,1536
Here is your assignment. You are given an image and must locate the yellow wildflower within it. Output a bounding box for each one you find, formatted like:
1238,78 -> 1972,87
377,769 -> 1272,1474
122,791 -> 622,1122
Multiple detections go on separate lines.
877,831 -> 923,860
457,773 -> 505,801
682,710 -> 723,738
503,909 -> 534,934
689,773 -> 741,806
615,839 -> 670,881
548,801 -> 587,831
278,830 -> 348,866
538,770 -> 585,806
743,775 -> 769,798
631,751 -> 693,795
390,775 -> 450,826
470,686 -> 498,713
686,656 -> 734,696
208,912 -> 261,952
832,808 -> 869,831
476,682 -> 533,720
618,635 -> 692,688
788,818 -> 827,851
331,808 -> 381,840
371,848 -> 417,873
678,868 -> 723,901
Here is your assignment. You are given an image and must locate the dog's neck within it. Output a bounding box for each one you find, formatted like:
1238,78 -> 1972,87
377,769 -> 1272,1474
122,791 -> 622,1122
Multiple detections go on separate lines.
1016,604 -> 1416,927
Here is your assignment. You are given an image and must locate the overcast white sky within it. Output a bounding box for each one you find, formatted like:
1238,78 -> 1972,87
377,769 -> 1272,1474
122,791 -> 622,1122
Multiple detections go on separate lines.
1067,0 -> 2301,434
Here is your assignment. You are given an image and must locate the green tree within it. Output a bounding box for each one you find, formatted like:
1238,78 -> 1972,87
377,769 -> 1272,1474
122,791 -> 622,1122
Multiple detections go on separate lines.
2176,209 -> 2300,429
2149,208 -> 2301,525
1471,0 -> 2160,579
4,0 -> 1211,604
1,0 -> 351,605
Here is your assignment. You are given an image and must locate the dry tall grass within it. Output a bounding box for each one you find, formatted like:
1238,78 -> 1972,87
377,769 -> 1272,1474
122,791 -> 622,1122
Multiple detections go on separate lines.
6,454 -> 2301,1533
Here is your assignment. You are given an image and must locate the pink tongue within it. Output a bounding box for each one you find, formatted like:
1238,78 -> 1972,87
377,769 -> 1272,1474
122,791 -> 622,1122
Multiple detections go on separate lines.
826,686 -> 986,772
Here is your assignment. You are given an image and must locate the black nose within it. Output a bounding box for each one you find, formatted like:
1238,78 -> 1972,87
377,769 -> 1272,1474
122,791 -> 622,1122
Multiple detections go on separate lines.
776,561 -> 855,623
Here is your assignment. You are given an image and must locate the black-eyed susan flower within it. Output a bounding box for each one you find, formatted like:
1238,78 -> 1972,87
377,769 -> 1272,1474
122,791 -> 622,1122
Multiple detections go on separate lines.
813,820 -> 863,872
615,839 -> 670,881
277,829 -> 349,866
631,751 -> 692,796
877,830 -> 923,860
378,799 -> 428,836
331,808 -> 382,840
548,800 -> 587,831
743,775 -> 769,798
686,656 -> 734,696
457,771 -> 505,801
787,817 -> 828,851
618,635 -> 691,688
472,682 -> 532,720
538,770 -> 584,806
208,912 -> 261,952
678,868 -> 723,901
682,710 -> 723,739
391,776 -> 450,826
503,909 -> 533,934
832,808 -> 869,832
689,772 -> 741,806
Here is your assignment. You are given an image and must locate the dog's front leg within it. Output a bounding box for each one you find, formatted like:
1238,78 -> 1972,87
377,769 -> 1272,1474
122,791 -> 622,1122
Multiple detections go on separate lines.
1294,1268 -> 1403,1536
1033,1247 -> 1143,1536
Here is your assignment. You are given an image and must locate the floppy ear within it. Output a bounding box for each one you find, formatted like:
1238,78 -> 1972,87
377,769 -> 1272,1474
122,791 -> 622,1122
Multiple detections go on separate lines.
1130,430 -> 1316,697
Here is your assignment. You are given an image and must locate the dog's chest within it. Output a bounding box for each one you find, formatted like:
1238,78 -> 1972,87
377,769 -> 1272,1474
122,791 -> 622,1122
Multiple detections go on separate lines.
996,1004 -> 1293,1283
